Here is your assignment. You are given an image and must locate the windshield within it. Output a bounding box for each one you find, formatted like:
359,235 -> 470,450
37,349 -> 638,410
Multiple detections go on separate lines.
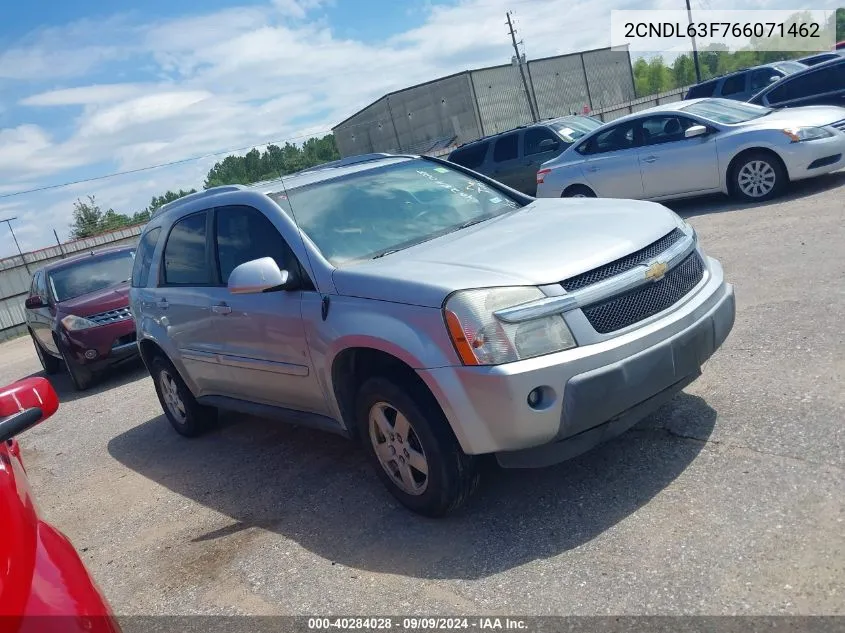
552,117 -> 604,142
772,61 -> 807,74
49,250 -> 135,302
681,99 -> 772,124
270,159 -> 522,265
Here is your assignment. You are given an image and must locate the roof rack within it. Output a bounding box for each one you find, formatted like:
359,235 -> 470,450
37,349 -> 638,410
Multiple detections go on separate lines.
151,185 -> 248,218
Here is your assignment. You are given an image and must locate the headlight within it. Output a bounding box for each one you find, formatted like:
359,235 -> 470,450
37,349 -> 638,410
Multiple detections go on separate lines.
443,287 -> 576,366
61,314 -> 100,331
781,127 -> 833,142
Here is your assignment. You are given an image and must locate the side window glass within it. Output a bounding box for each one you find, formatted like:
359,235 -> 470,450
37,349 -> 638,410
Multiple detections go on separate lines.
493,133 -> 519,162
449,143 -> 489,169
583,122 -> 637,154
215,206 -> 293,285
524,128 -> 561,155
640,115 -> 696,145
750,69 -> 776,93
721,74 -> 746,96
131,227 -> 162,288
163,213 -> 210,286
36,272 -> 49,300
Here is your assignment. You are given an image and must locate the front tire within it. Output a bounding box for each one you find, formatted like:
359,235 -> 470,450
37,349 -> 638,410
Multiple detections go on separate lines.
59,344 -> 93,391
151,355 -> 217,437
32,333 -> 61,375
730,151 -> 786,202
356,377 -> 480,517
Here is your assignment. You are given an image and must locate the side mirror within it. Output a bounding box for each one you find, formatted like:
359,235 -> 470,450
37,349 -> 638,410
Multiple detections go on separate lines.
769,76 -> 779,83
228,257 -> 291,294
538,138 -> 559,151
685,125 -> 708,138
25,296 -> 44,309
0,377 -> 59,442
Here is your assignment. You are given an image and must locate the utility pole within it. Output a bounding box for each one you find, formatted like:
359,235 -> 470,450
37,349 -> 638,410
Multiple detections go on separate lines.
53,228 -> 67,258
506,11 -> 539,123
1,217 -> 30,272
685,0 -> 702,83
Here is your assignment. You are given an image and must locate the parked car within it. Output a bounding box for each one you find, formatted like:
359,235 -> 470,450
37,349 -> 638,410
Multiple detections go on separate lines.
748,57 -> 845,109
0,377 -> 121,632
797,50 -> 845,66
683,61 -> 808,101
130,153 -> 735,516
446,116 -> 604,195
536,98 -> 845,203
25,246 -> 139,391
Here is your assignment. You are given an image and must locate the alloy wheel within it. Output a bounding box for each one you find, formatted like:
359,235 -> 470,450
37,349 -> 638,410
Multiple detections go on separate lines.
159,369 -> 187,424
737,160 -> 776,198
368,401 -> 429,495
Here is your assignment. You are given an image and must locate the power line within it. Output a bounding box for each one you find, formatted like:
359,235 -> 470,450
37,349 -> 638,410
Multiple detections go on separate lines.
0,128 -> 337,201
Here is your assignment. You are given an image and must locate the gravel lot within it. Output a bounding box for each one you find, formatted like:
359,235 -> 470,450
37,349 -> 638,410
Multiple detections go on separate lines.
2,172 -> 843,616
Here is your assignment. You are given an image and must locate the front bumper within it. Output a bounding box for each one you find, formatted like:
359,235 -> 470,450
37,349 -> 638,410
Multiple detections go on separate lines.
418,256 -> 735,466
780,132 -> 845,180
60,318 -> 138,368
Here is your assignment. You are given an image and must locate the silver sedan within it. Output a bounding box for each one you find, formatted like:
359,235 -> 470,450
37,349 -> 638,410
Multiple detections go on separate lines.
535,98 -> 845,202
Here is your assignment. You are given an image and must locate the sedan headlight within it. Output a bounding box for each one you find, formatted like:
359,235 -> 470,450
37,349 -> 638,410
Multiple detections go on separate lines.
444,287 -> 576,366
781,126 -> 833,142
61,314 -> 100,331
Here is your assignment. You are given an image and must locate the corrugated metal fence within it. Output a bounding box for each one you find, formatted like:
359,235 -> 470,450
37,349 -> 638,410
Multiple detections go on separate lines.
0,225 -> 144,343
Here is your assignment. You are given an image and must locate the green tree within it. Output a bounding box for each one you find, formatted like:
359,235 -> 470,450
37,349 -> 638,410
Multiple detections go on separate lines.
69,196 -> 128,239
203,134 -> 340,189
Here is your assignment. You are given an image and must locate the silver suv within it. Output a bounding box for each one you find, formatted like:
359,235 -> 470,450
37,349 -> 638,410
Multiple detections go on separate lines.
130,154 -> 735,516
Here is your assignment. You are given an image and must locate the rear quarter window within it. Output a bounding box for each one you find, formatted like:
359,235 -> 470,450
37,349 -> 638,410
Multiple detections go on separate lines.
448,143 -> 490,170
686,81 -> 718,99
720,73 -> 747,96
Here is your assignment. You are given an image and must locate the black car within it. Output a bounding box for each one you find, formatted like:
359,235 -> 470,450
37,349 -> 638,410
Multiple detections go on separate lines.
748,57 -> 845,109
446,116 -> 603,196
797,51 -> 845,66
684,61 -> 807,102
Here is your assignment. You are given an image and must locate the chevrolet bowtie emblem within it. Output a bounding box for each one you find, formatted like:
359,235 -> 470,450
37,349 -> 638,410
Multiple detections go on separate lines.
645,261 -> 669,282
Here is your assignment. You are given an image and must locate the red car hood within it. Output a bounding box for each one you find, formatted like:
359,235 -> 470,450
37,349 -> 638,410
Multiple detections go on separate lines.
57,284 -> 130,318
0,443 -> 120,632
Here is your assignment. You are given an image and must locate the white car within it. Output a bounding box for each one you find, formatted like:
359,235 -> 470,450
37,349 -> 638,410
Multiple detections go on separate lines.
536,98 -> 845,202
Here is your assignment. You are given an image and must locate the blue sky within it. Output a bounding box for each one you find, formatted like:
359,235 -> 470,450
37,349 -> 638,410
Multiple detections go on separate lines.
0,0 -> 838,257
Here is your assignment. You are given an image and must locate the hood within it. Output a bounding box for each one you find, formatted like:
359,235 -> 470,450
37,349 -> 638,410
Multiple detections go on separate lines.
56,283 -> 130,318
332,198 -> 680,307
753,105 -> 845,127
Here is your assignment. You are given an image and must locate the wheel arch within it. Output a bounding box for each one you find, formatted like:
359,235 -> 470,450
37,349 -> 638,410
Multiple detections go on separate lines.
725,147 -> 789,194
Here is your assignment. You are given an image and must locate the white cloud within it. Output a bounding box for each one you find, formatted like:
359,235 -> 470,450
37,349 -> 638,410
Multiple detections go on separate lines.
0,0 -> 839,257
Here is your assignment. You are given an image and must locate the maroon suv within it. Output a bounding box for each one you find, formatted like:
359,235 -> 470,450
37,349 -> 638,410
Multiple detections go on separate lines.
24,246 -> 138,391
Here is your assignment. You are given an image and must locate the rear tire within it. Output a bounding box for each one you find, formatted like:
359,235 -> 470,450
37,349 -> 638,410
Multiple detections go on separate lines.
356,376 -> 480,517
151,355 -> 217,437
730,151 -> 786,202
31,333 -> 61,375
563,185 -> 596,198
59,344 -> 93,391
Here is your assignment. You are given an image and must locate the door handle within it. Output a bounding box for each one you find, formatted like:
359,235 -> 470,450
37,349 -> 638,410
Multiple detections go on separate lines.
212,303 -> 232,315
642,155 -> 658,163
156,299 -> 169,309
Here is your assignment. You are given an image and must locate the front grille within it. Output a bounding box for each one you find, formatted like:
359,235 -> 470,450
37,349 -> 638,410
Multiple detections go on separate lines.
582,252 -> 705,334
831,118 -> 845,132
562,229 -> 684,292
113,332 -> 137,348
88,306 -> 132,325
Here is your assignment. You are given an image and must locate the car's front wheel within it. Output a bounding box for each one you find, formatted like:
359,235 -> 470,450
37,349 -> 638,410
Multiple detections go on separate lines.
59,344 -> 93,391
730,151 -> 786,202
356,376 -> 480,517
151,355 -> 217,437
31,333 -> 61,375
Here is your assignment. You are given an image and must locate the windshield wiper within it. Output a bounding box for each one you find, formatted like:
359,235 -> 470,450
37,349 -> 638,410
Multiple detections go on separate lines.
372,249 -> 400,259
458,216 -> 490,230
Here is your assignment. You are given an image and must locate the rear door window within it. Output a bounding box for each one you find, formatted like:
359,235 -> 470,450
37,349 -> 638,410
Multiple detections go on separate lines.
448,143 -> 489,169
131,227 -> 162,288
162,213 -> 211,286
578,121 -> 637,155
493,133 -> 519,162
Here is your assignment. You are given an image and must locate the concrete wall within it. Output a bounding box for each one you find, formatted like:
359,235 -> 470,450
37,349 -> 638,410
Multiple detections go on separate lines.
0,225 -> 144,342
